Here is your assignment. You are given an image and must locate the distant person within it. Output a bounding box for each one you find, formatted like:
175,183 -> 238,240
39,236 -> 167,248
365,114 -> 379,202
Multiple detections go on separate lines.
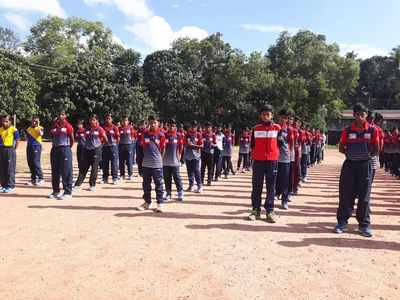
25,116 -> 44,186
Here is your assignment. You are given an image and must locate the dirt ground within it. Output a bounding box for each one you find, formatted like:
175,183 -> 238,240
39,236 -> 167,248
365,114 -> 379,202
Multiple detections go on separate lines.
0,142 -> 399,300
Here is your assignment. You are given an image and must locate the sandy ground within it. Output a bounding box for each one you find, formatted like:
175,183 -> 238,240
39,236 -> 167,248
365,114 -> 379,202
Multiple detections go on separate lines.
0,143 -> 399,300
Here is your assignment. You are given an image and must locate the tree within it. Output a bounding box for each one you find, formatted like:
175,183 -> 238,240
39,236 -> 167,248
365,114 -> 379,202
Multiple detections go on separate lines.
0,50 -> 38,121
0,27 -> 19,51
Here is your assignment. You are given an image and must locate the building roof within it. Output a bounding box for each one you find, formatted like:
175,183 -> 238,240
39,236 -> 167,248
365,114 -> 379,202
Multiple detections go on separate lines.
341,110 -> 400,120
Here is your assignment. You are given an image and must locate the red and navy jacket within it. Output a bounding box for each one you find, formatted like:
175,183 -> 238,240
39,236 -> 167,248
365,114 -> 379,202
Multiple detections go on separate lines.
184,129 -> 203,160
75,127 -> 86,146
141,128 -> 166,169
51,120 -> 74,147
251,121 -> 281,161
202,131 -> 217,154
340,121 -> 379,161
103,124 -> 120,146
85,125 -> 107,150
119,125 -> 136,145
163,130 -> 184,167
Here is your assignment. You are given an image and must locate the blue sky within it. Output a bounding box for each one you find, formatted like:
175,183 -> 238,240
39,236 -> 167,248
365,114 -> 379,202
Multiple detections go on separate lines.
0,0 -> 399,58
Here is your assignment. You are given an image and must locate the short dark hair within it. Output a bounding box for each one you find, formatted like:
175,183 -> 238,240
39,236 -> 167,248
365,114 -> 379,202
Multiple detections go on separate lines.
168,118 -> 176,125
190,120 -> 198,127
148,115 -> 156,122
89,114 -> 98,120
375,113 -> 383,122
204,121 -> 212,127
353,103 -> 368,113
260,104 -> 274,113
278,108 -> 290,116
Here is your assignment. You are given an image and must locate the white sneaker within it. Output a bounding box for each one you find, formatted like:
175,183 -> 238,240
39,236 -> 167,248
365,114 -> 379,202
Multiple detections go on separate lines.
48,192 -> 61,199
72,185 -> 81,192
89,186 -> 96,192
57,193 -> 72,200
137,202 -> 151,211
177,191 -> 184,201
36,180 -> 45,186
155,203 -> 164,213
194,187 -> 203,194
127,176 -> 133,181
25,181 -> 34,186
112,180 -> 118,185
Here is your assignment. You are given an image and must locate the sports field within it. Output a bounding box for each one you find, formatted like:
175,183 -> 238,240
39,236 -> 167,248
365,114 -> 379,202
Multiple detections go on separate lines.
0,143 -> 399,300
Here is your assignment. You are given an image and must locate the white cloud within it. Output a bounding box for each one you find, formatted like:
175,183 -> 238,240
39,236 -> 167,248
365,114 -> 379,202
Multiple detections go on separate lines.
126,16 -> 207,51
0,0 -> 65,17
112,34 -> 127,48
241,24 -> 302,35
4,13 -> 28,31
339,43 -> 389,59
83,0 -> 153,19
171,4 -> 180,8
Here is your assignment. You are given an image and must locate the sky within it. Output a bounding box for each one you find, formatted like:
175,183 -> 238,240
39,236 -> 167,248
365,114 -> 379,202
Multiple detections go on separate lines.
0,0 -> 399,59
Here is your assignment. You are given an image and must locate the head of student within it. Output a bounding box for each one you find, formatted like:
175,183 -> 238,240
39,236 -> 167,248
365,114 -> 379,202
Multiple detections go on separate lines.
353,103 -> 368,124
167,118 -> 177,131
374,113 -> 384,126
148,116 -> 158,131
89,114 -> 99,127
1,115 -> 11,128
77,119 -> 84,128
259,104 -> 274,123
190,120 -> 198,131
122,116 -> 130,127
31,116 -> 40,127
278,108 -> 290,125
204,122 -> 212,133
58,111 -> 67,124
105,113 -> 113,125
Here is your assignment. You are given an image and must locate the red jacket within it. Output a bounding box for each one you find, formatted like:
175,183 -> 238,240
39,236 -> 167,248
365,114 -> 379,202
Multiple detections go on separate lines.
251,122 -> 281,161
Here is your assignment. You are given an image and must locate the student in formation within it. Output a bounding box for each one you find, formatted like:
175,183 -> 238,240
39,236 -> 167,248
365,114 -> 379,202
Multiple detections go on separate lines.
221,125 -> 235,179
137,116 -> 166,212
0,115 -> 20,193
201,122 -> 217,186
75,119 -> 86,173
334,103 -> 378,238
25,116 -> 44,186
275,109 -> 293,210
135,120 -> 147,177
163,118 -> 184,201
237,127 -> 251,173
184,121 -> 203,193
118,116 -> 136,181
49,111 -> 74,200
248,104 -> 281,223
213,125 -> 224,181
73,115 -> 107,192
101,114 -> 120,184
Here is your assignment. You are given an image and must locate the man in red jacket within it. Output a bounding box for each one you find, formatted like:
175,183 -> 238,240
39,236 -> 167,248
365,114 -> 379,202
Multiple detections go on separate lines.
248,104 -> 281,223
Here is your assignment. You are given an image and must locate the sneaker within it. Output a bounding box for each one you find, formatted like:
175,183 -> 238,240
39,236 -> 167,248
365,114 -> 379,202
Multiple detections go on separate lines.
247,209 -> 261,221
186,186 -> 193,192
137,202 -> 152,211
231,172 -> 236,176
89,186 -> 96,192
266,212 -> 277,223
99,179 -> 106,184
358,226 -> 373,238
177,191 -> 184,201
281,202 -> 289,210
36,180 -> 45,186
112,180 -> 118,185
3,187 -> 15,193
72,185 -> 81,192
334,223 -> 347,234
164,193 -> 171,202
224,175 -> 228,179
0,187 -> 4,193
127,176 -> 133,181
48,192 -> 61,199
154,203 -> 164,213
57,193 -> 72,200
25,181 -> 34,186
206,182 -> 212,186
214,177 -> 219,182
194,186 -> 203,194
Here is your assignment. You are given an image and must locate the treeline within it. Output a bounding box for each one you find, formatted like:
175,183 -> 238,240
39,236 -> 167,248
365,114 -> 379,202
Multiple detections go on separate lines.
1,16 -> 400,131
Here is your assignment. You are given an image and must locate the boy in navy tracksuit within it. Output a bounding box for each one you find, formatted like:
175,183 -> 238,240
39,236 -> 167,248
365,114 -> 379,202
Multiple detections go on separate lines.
335,103 -> 379,238
201,122 -> 217,186
163,118 -> 184,201
25,116 -> 44,186
119,117 -> 136,181
74,115 -> 107,192
222,126 -> 235,179
101,114 -> 120,184
75,120 -> 86,173
136,120 -> 147,176
213,125 -> 224,181
138,116 -> 166,212
237,128 -> 251,172
275,109 -> 293,210
0,115 -> 20,193
248,105 -> 281,223
184,121 -> 203,193
49,111 -> 74,200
